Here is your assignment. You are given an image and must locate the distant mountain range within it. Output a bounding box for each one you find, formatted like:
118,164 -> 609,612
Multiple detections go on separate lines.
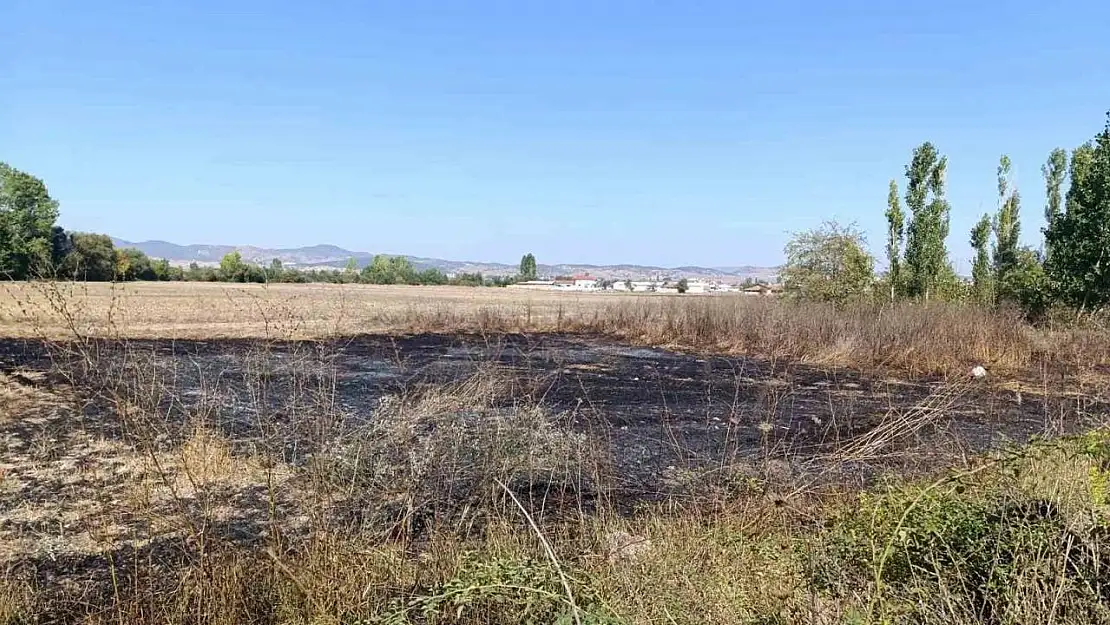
111,239 -> 779,283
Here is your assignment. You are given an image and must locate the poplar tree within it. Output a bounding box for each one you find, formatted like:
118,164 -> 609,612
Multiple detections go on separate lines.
1045,116 -> 1110,311
969,214 -> 994,303
993,155 -> 1022,283
884,179 -> 904,301
902,143 -> 951,300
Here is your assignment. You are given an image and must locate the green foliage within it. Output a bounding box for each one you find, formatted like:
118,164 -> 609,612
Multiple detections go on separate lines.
781,221 -> 874,303
215,251 -> 264,283
1042,148 -> 1068,237
519,253 -> 538,281
115,248 -> 156,281
1081,430 -> 1110,508
0,162 -> 61,279
63,233 -> 117,281
819,466 -> 1109,624
969,214 -> 994,304
884,179 -> 905,301
219,251 -> 247,282
902,143 -> 951,300
372,554 -> 619,625
1045,116 -> 1110,312
451,272 -> 485,287
49,226 -> 74,271
418,268 -> 449,285
997,248 -> 1051,319
676,278 -> 689,294
993,155 -> 1022,287
266,258 -> 286,282
361,254 -> 417,284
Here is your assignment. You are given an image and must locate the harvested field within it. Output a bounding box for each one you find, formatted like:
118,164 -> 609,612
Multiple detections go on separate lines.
0,281 -> 623,340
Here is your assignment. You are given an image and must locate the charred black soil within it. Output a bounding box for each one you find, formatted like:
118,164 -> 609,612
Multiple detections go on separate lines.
2,332 -> 1108,617
2,332 -> 1103,494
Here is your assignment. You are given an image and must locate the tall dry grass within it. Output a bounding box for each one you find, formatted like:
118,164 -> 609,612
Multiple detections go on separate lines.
7,281 -> 1110,377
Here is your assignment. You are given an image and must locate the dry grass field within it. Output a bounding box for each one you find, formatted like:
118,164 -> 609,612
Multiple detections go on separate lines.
4,280 -> 1109,374
0,281 -> 628,340
1,281 -> 1109,624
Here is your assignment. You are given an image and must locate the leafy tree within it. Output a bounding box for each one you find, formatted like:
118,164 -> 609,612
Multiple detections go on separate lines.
781,221 -> 874,303
417,268 -> 448,285
902,143 -> 951,300
115,248 -> 156,281
999,248 -> 1050,319
676,278 -> 689,294
64,233 -> 117,281
519,253 -> 537,281
993,155 -> 1022,284
219,251 -> 247,282
151,258 -> 177,281
884,179 -> 904,301
969,214 -> 994,304
1042,148 -> 1068,237
266,258 -> 285,282
389,256 -> 415,284
932,262 -> 970,302
361,255 -> 391,284
243,264 -> 266,283
1045,116 -> 1110,312
624,279 -> 633,292
451,272 -> 484,287
50,226 -> 74,271
344,257 -> 359,273
0,163 -> 61,279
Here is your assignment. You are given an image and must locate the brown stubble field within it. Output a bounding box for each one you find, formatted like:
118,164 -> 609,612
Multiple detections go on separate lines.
1,281 -> 1110,624
0,281 -> 630,340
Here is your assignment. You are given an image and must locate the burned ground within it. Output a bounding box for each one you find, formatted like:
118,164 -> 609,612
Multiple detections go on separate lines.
1,332 -> 1108,617
2,332 -> 1103,491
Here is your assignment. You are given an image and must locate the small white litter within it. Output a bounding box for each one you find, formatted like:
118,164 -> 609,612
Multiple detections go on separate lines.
971,365 -> 988,379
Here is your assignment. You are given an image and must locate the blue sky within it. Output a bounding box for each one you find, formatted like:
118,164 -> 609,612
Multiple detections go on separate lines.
3,1 -> 1109,269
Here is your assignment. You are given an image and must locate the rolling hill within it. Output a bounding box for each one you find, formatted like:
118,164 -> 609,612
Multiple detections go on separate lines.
111,239 -> 779,283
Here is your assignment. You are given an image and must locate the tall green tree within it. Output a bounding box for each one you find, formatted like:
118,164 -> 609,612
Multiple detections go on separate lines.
64,233 -> 117,281
1044,116 -> 1110,312
50,226 -> 74,270
884,179 -> 904,301
1042,148 -> 1068,230
0,163 -> 61,279
360,254 -> 415,284
361,255 -> 391,284
519,253 -> 537,281
993,155 -> 1022,284
902,143 -> 951,300
116,248 -> 156,281
969,214 -> 994,304
219,251 -> 247,282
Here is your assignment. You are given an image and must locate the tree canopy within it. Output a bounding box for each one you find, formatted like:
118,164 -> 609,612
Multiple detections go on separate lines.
782,221 -> 874,304
1044,115 -> 1110,311
0,163 -> 60,279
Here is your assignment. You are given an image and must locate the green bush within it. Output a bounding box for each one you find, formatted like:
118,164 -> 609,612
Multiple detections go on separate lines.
816,452 -> 1110,624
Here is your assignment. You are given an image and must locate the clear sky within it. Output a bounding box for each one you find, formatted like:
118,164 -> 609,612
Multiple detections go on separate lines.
3,1 -> 1109,269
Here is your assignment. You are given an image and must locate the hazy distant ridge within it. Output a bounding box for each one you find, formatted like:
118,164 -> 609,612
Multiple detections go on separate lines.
112,239 -> 779,282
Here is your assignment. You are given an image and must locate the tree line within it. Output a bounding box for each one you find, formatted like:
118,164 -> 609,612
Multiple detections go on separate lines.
783,110 -> 1110,319
0,162 -> 536,286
